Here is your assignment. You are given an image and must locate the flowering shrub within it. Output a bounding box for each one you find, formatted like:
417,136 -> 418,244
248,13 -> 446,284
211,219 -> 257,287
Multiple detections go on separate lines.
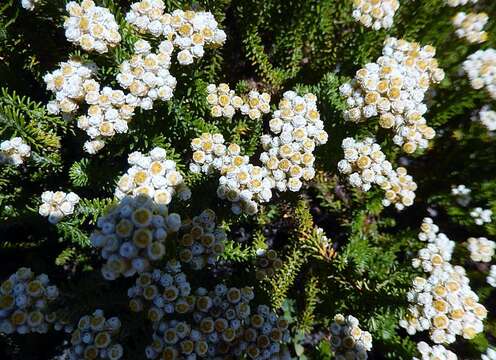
1,0 -> 496,359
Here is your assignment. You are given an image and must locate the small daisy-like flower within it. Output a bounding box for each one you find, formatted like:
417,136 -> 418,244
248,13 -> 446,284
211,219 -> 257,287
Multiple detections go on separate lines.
413,341 -> 457,360
20,0 -> 39,11
64,0 -> 121,54
351,0 -> 400,30
329,314 -> 372,359
0,137 -> 31,166
466,237 -> 495,263
39,191 -> 80,224
475,106 -> 496,132
487,265 -> 496,287
463,49 -> 496,100
470,207 -> 492,226
452,12 -> 488,44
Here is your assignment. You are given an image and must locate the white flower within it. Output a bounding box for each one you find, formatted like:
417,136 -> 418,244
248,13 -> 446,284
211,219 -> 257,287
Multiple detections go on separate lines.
39,191 -> 80,224
470,207 -> 492,225
329,313 -> 372,359
413,341 -> 457,360
466,237 -> 495,262
0,137 -> 31,166
476,106 -> 496,132
20,0 -> 38,11
487,265 -> 496,287
463,49 -> 496,100
452,12 -> 488,44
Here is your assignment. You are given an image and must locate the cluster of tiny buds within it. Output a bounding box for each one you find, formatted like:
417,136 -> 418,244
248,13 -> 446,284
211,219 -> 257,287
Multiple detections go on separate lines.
128,261 -> 192,319
482,348 -> 496,360
206,83 -> 271,119
451,184 -> 471,206
463,48 -> 496,100
329,314 -> 373,360
254,249 -> 283,280
117,40 -> 176,110
470,207 -> 493,226
351,0 -> 399,30
69,310 -> 123,360
452,12 -> 488,44
466,237 -> 495,263
90,194 -> 182,280
178,209 -> 226,270
44,58 -> 97,116
0,137 -> 31,166
413,341 -> 457,360
401,263 -> 487,344
476,106 -> 496,132
0,268 -> 59,335
39,191 -> 80,224
444,0 -> 478,6
340,37 -> 444,154
338,137 -> 417,210
20,0 -> 38,11
65,0 -> 121,54
126,3 -> 226,65
487,265 -> 496,287
413,220 -> 454,273
115,147 -> 191,207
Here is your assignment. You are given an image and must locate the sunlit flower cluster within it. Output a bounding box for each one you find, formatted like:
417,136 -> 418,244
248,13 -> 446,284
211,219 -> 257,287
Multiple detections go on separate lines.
39,191 -> 80,224
400,263 -> 487,344
115,147 -> 190,206
0,268 -> 59,335
255,249 -> 283,280
470,207 -> 493,226
128,262 -> 192,319
259,90 -> 328,191
338,137 -> 417,210
482,348 -> 496,360
44,58 -> 97,116
351,0 -> 399,30
126,4 -> 226,65
476,106 -> 496,132
178,209 -> 226,270
191,91 -> 327,215
340,37 -> 445,153
466,237 -> 495,263
77,84 -> 136,154
20,0 -> 38,11
64,0 -> 121,54
418,217 -> 440,242
452,12 -> 488,44
117,40 -> 176,110
0,137 -> 31,166
412,223 -> 454,273
488,265 -> 496,287
444,0 -> 478,6
329,314 -> 373,359
90,195 -> 182,280
206,83 -> 271,120
69,310 -> 123,360
463,49 -> 496,100
413,341 -> 457,360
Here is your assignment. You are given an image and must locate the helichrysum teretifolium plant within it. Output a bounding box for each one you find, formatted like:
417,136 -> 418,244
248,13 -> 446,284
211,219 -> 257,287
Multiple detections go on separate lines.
2,0 -> 496,358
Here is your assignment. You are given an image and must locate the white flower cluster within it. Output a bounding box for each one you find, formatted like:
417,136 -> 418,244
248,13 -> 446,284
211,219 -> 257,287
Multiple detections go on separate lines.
487,265 -> 496,287
351,0 -> 399,30
39,191 -> 80,224
90,194 -> 182,280
44,58 -> 97,116
329,314 -> 373,360
470,207 -> 493,225
340,37 -> 445,154
0,268 -> 59,335
476,106 -> 496,132
452,12 -> 488,44
126,3 -> 226,65
444,0 -> 478,6
413,341 -> 457,360
115,147 -> 190,206
128,262 -> 192,319
0,137 -> 31,166
451,185 -> 471,197
178,209 -> 226,270
466,237 -> 495,262
77,83 -> 136,154
191,91 -> 328,215
233,305 -> 290,359
255,249 -> 283,280
206,83 -> 270,119
482,348 -> 496,360
338,137 -> 417,210
463,49 -> 496,100
64,0 -> 121,54
413,219 -> 455,273
20,0 -> 38,11
400,264 -> 488,343
116,40 -> 176,110
69,310 -> 123,360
